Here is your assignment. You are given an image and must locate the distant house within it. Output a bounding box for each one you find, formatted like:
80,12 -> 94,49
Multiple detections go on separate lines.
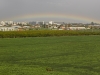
88,25 -> 100,29
0,27 -> 18,31
58,25 -> 66,30
12,26 -> 22,28
0,25 -> 3,27
23,26 -> 30,28
68,27 -> 86,30
34,24 -> 41,28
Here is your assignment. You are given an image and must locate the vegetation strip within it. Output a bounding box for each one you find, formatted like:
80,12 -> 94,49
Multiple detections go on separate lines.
0,30 -> 100,38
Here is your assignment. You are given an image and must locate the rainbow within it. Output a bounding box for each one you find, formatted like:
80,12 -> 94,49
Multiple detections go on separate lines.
6,13 -> 100,23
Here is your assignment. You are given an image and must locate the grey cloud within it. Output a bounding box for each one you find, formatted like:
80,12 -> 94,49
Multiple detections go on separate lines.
0,0 -> 100,22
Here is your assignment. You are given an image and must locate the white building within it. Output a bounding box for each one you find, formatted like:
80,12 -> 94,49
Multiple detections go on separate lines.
8,21 -> 13,25
17,22 -> 21,25
21,22 -> 27,25
68,27 -> 86,30
49,21 -> 54,25
12,26 -> 22,28
43,21 -> 44,25
0,25 -> 3,27
1,21 -> 6,25
0,27 -> 18,31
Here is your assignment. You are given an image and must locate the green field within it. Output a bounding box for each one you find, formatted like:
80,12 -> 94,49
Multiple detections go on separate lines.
0,36 -> 100,75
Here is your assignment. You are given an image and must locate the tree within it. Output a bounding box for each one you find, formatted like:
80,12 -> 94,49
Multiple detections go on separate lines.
91,22 -> 94,25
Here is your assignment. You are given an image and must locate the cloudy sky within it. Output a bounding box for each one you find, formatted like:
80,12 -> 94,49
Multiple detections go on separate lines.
0,0 -> 100,23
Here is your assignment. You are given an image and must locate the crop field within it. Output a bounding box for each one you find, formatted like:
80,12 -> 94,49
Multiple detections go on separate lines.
0,36 -> 100,75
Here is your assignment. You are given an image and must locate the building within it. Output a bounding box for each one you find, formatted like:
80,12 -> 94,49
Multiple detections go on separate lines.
1,21 -> 6,25
68,27 -> 86,30
49,21 -> 54,25
0,27 -> 18,31
21,22 -> 27,25
8,21 -> 13,25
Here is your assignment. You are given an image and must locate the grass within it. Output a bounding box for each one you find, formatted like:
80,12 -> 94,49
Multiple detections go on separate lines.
0,36 -> 100,75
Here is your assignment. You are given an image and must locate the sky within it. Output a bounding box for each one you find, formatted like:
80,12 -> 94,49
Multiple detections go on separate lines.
0,0 -> 100,23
